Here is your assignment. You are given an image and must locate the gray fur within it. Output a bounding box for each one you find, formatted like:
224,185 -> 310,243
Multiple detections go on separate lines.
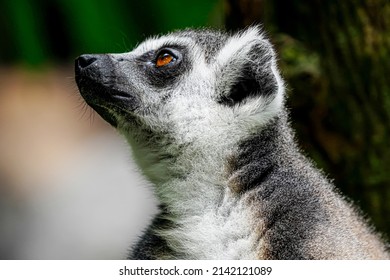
75,26 -> 389,259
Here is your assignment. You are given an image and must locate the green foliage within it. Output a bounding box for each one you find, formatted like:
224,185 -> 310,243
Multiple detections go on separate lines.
2,0 -> 48,65
0,0 -> 221,65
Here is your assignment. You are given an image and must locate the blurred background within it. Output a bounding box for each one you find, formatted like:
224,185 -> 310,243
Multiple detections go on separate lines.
0,0 -> 389,259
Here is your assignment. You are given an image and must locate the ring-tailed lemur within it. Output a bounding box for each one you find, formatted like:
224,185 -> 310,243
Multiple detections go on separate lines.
75,26 -> 389,259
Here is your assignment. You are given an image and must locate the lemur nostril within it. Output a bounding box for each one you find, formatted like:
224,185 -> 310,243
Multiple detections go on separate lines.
76,54 -> 98,70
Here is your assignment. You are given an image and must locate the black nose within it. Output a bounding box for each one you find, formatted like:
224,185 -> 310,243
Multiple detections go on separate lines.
75,54 -> 99,73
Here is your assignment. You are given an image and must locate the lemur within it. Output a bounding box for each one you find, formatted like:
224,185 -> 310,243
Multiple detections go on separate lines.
75,26 -> 389,259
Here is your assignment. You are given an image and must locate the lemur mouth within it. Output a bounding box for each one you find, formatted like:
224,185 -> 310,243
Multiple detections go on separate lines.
75,54 -> 137,127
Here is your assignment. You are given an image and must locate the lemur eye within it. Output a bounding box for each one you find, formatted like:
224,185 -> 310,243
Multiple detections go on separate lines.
155,50 -> 176,67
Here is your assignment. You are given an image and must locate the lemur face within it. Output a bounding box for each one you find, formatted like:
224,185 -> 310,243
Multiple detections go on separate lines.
75,27 -> 284,148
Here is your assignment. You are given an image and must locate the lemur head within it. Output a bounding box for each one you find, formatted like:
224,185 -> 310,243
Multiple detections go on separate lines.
75,26 -> 284,182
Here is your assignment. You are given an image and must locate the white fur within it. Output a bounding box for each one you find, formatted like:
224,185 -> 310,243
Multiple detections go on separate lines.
216,26 -> 263,67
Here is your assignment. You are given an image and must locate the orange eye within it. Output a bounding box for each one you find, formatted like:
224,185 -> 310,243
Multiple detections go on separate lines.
156,52 -> 174,67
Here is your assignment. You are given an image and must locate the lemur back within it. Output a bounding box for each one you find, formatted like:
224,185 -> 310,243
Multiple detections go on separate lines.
75,26 -> 389,259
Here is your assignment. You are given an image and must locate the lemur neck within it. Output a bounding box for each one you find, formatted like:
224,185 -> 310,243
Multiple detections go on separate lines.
144,114 -> 291,259
124,112 -> 293,259
155,142 -> 234,216
124,110 -> 291,218
154,113 -> 290,217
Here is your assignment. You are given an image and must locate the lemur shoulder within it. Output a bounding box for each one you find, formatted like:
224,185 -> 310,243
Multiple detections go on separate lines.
75,26 -> 389,259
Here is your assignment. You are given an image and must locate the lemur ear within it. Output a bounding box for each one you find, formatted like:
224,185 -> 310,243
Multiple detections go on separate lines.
215,26 -> 281,106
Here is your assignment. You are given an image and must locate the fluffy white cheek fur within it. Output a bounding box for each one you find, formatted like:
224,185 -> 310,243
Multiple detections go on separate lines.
167,71 -> 283,151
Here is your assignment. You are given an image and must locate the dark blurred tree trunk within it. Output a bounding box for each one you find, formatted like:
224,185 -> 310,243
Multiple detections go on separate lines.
225,0 -> 265,30
225,0 -> 390,238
